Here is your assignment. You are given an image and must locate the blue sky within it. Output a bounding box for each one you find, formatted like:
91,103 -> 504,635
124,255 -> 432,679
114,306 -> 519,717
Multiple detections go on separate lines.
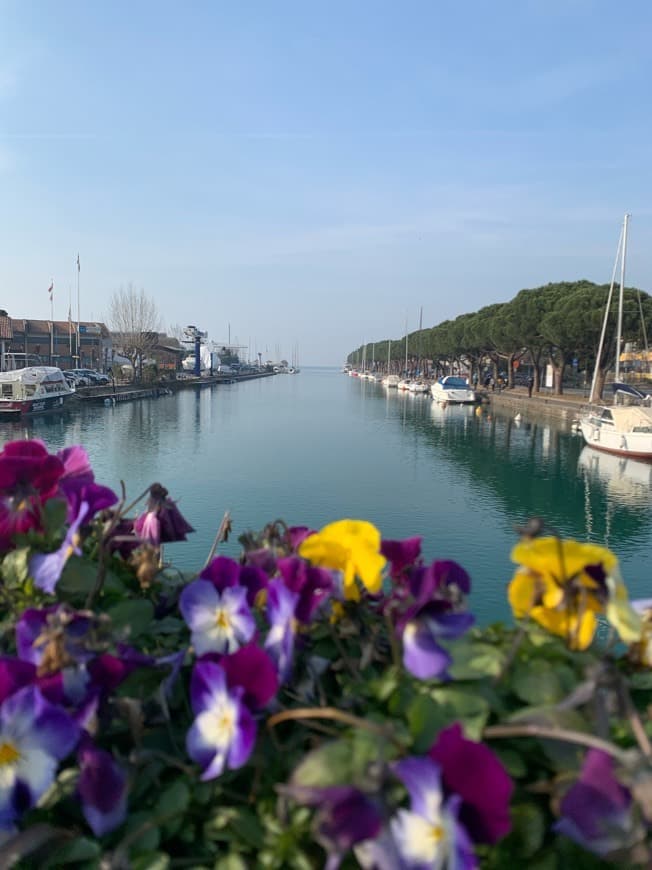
2,0 -> 652,364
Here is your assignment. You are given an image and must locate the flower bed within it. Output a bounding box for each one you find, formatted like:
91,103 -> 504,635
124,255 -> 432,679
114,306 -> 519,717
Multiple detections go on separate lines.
0,438 -> 650,868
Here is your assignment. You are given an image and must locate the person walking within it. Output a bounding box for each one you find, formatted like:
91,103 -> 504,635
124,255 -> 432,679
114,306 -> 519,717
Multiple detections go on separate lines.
527,375 -> 534,398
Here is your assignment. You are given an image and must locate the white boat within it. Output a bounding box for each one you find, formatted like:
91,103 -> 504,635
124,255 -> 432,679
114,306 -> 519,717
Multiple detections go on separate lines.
382,374 -> 400,388
430,376 -> 476,404
397,379 -> 411,391
0,367 -> 74,416
579,214 -> 652,460
578,445 -> 652,499
408,381 -> 429,393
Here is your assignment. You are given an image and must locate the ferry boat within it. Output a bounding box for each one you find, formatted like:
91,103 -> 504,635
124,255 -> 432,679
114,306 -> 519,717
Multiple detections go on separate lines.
0,367 -> 74,417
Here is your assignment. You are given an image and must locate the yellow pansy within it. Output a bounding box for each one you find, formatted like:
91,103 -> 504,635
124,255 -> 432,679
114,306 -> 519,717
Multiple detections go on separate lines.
508,536 -> 638,650
298,519 -> 386,600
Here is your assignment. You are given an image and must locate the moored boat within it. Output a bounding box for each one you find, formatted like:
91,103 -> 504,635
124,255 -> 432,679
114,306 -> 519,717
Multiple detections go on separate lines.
382,374 -> 400,388
579,214 -> 652,460
0,367 -> 74,417
430,376 -> 476,404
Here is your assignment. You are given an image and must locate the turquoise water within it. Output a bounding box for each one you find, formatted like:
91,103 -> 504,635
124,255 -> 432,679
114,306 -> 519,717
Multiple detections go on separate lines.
3,368 -> 651,622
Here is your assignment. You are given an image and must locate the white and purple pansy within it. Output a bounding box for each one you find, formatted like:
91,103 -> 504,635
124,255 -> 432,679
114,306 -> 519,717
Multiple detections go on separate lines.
0,684 -> 79,828
29,501 -> 90,595
186,660 -> 256,780
264,579 -> 300,682
179,580 -> 256,655
391,756 -> 477,869
401,603 -> 474,680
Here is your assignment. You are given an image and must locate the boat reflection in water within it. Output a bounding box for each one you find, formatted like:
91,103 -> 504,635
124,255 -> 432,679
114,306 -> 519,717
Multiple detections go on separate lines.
578,446 -> 652,506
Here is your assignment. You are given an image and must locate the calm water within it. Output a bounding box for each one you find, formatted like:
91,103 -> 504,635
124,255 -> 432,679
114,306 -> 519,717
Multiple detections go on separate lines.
3,369 -> 651,622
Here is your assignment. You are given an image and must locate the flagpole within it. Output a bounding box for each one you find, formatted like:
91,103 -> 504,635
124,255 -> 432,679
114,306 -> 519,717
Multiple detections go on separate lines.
68,285 -> 72,358
76,254 -> 81,365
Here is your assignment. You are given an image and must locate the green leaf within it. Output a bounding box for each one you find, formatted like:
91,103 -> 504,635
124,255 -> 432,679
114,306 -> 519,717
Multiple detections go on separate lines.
130,852 -> 171,870
505,803 -> 547,858
107,599 -> 154,640
2,547 -> 30,587
56,557 -> 124,602
150,616 -> 184,635
512,659 -> 575,706
446,637 -> 507,680
290,740 -> 352,788
214,856 -> 248,870
407,695 -> 449,753
123,812 -> 160,855
41,498 -> 68,537
43,837 -> 101,867
430,686 -> 490,740
156,780 -> 190,837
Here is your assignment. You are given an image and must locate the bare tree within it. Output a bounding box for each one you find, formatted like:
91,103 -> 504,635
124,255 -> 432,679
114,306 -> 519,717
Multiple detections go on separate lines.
108,285 -> 162,381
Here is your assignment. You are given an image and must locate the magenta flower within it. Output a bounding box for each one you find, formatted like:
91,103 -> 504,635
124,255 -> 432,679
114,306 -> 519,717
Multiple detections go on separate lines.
287,526 -> 316,550
401,603 -> 474,680
276,557 -> 333,623
391,756 -> 476,869
555,749 -> 634,856
134,483 -> 194,545
200,555 -> 268,607
77,737 -> 128,836
179,580 -> 256,655
0,440 -> 64,551
429,724 -> 513,844
265,579 -> 299,682
186,660 -> 256,780
381,536 -> 423,579
218,643 -> 279,709
0,685 -> 79,829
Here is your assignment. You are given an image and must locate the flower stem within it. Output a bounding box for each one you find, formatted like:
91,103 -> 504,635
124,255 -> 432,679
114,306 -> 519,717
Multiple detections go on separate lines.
267,706 -> 403,748
203,510 -> 232,568
484,723 -> 634,764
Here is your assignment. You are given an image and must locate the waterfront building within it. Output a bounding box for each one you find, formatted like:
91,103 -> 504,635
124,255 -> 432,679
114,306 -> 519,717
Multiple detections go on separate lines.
0,315 -> 111,371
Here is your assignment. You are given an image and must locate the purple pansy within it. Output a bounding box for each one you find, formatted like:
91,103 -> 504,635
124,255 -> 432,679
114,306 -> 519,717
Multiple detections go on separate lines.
0,684 -> 79,828
179,580 -> 256,655
555,749 -> 634,856
265,579 -> 299,682
401,603 -> 474,680
381,536 -> 423,579
429,723 -> 513,844
134,483 -> 194,546
30,502 -> 89,594
409,560 -> 471,606
186,660 -> 256,780
200,555 -> 268,607
77,737 -> 128,836
282,784 -> 383,870
0,440 -> 64,551
276,557 -> 333,623
391,756 -> 477,869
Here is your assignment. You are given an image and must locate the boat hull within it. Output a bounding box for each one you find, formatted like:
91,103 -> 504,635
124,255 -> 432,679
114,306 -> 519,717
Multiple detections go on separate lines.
579,420 -> 652,461
0,394 -> 69,417
431,387 -> 476,404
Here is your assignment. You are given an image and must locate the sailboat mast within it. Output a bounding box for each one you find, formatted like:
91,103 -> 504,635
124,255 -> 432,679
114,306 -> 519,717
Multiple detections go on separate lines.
387,339 -> 390,375
589,219 -> 624,403
615,213 -> 629,382
404,318 -> 408,375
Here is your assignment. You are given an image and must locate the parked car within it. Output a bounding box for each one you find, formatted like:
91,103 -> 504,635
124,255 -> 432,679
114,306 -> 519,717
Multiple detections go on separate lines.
68,368 -> 109,386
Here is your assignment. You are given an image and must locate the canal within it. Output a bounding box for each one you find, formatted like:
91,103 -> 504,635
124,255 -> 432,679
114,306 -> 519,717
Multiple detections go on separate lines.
3,368 -> 650,622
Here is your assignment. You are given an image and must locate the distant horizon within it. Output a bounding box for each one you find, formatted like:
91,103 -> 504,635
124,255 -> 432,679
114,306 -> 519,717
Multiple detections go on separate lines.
3,2 -> 652,365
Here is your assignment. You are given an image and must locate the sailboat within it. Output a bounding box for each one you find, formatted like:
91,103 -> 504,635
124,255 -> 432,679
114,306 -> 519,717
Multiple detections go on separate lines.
382,339 -> 400,387
579,214 -> 652,460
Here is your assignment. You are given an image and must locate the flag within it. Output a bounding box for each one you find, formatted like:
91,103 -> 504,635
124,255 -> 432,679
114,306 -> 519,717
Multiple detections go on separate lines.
77,254 -> 80,273
47,281 -> 53,299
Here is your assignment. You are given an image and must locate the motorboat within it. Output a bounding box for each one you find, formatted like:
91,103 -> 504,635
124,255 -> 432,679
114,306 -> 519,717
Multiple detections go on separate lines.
430,376 -> 476,404
382,374 -> 400,388
579,214 -> 652,460
0,367 -> 74,416
408,381 -> 430,394
397,379 -> 411,391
